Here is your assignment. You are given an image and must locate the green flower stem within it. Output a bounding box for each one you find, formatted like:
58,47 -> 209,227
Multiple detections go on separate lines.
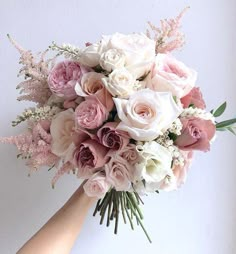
120,192 -> 127,224
125,193 -> 152,243
106,190 -> 113,227
127,192 -> 144,220
114,192 -> 120,234
93,199 -> 101,217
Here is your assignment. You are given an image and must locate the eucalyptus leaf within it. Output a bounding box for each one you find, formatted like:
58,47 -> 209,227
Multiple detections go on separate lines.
213,101 -> 227,117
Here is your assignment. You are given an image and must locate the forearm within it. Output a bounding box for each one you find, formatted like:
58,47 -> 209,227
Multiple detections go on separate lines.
17,184 -> 96,254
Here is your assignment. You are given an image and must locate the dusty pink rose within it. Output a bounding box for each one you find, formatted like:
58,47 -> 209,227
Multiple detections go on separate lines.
97,122 -> 129,150
175,117 -> 216,151
63,99 -> 77,109
160,151 -> 193,191
75,96 -> 109,129
117,144 -> 140,165
105,156 -> 134,191
181,87 -> 206,109
48,61 -> 90,99
83,172 -> 111,198
149,54 -> 197,98
75,72 -> 114,111
73,139 -> 108,178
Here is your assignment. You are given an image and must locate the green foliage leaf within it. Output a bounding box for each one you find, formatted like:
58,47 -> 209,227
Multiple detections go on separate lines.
168,132 -> 178,141
216,118 -> 236,129
213,101 -> 227,117
227,126 -> 236,135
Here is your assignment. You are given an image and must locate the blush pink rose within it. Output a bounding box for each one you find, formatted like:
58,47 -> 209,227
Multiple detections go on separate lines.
149,54 -> 197,98
175,117 -> 216,152
181,87 -> 206,109
83,172 -> 111,199
48,61 -> 90,99
97,122 -> 129,150
73,139 -> 108,178
75,96 -> 109,129
105,156 -> 134,191
75,72 -> 114,111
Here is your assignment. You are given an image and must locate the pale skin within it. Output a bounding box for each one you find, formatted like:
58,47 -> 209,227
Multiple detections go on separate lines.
17,183 -> 96,254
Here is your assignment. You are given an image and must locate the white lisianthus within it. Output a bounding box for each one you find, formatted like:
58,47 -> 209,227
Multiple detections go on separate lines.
135,141 -> 173,184
100,49 -> 126,72
101,33 -> 155,78
102,68 -> 136,98
113,89 -> 183,141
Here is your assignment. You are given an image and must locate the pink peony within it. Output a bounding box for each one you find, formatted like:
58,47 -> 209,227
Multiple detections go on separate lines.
105,156 -> 134,191
150,54 -> 197,98
75,72 -> 114,111
97,122 -> 129,150
48,61 -> 90,99
181,87 -> 206,109
73,139 -> 108,178
83,172 -> 111,198
175,117 -> 216,151
75,96 -> 109,129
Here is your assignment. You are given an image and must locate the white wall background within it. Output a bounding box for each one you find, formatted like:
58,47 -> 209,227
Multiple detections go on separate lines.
0,0 -> 236,253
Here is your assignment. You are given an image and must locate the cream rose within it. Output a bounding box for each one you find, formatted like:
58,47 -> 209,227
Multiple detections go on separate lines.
149,54 -> 197,98
101,33 -> 155,78
50,109 -> 75,160
133,141 -> 173,193
113,89 -> 182,141
100,49 -> 126,72
102,68 -> 136,98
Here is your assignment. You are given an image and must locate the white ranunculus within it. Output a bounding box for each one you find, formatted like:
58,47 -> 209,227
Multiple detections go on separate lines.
100,48 -> 126,72
101,33 -> 155,78
134,141 -> 173,192
150,54 -> 197,98
50,109 -> 75,161
102,68 -> 136,98
113,89 -> 183,141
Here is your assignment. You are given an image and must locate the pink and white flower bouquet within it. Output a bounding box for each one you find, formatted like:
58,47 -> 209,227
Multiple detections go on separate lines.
1,8 -> 235,242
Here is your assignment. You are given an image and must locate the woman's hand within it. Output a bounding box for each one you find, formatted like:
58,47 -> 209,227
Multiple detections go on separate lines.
17,182 -> 96,254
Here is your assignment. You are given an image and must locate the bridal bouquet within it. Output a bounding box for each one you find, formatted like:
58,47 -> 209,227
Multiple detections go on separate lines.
1,9 -> 235,242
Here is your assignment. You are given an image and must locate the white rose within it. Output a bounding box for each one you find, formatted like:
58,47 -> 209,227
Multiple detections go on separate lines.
134,141 -> 173,193
100,49 -> 126,72
150,54 -> 197,98
113,89 -> 183,141
83,172 -> 111,199
50,109 -> 76,161
102,68 -> 136,98
79,43 -> 102,67
102,33 -> 155,78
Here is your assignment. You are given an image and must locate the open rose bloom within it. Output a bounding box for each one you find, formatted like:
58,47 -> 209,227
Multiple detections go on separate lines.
1,9 -> 235,243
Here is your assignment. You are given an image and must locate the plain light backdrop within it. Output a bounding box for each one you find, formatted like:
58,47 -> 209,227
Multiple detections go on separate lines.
0,0 -> 236,253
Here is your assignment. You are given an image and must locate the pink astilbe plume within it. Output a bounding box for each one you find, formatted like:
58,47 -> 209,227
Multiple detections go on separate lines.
146,7 -> 189,54
0,121 -> 59,172
7,35 -> 56,106
51,162 -> 75,188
